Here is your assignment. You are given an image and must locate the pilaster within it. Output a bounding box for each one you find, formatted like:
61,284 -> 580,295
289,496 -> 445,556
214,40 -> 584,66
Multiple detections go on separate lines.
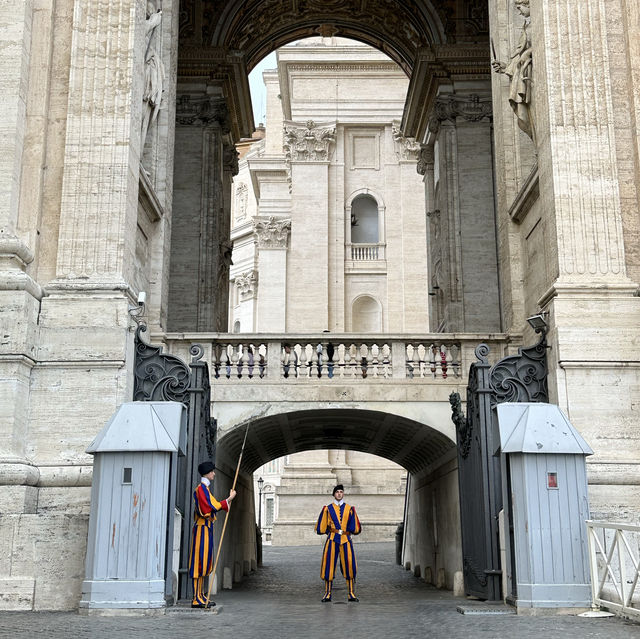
253,217 -> 290,332
168,91 -> 237,331
283,120 -> 335,331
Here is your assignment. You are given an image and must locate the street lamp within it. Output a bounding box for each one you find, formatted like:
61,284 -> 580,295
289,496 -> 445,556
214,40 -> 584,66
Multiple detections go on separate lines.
257,476 -> 265,532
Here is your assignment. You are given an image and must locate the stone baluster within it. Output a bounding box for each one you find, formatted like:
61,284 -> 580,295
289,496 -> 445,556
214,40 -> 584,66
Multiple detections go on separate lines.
371,344 -> 380,378
417,343 -> 427,377
429,344 -> 438,378
382,343 -> 392,378
338,343 -> 346,378
405,343 -> 414,378
299,344 -> 309,379
412,344 -> 421,379
359,343 -> 369,378
239,343 -> 249,378
230,345 -> 240,378
310,345 -> 319,378
211,345 -> 219,379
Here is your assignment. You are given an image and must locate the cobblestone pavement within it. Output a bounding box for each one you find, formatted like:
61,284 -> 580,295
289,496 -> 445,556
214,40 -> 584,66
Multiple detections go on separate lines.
1,543 -> 639,639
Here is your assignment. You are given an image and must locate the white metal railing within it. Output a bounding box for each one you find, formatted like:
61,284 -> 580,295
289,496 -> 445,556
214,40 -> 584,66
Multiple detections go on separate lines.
586,520 -> 640,619
158,334 -> 513,383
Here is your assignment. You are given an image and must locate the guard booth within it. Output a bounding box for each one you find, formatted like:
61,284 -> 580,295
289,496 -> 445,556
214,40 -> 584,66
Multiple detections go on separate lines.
496,402 -> 593,611
79,402 -> 186,612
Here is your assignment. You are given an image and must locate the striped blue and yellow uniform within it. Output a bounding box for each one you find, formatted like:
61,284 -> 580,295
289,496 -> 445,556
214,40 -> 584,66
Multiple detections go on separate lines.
316,502 -> 362,599
188,482 -> 228,605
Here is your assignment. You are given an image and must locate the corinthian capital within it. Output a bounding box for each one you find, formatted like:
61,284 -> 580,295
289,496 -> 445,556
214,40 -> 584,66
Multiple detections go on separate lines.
283,120 -> 336,162
253,216 -> 292,249
433,94 -> 492,124
392,124 -> 422,161
176,95 -> 230,130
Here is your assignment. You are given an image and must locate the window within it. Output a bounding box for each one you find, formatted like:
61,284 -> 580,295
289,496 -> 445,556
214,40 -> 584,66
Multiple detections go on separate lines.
265,497 -> 274,527
350,194 -> 379,244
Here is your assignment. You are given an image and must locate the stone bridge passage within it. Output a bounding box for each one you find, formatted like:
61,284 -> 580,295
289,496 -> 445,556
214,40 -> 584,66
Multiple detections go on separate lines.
1,543 -> 639,639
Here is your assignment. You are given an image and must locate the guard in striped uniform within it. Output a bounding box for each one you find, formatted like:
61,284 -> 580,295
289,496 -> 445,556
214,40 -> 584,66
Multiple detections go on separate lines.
316,484 -> 362,602
188,461 -> 236,608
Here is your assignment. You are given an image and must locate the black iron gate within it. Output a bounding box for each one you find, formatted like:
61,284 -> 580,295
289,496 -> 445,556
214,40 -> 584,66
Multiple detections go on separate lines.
451,332 -> 548,601
133,327 -> 216,603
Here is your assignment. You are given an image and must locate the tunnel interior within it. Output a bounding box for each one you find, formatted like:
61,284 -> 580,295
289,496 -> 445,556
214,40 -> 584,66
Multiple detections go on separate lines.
217,408 -> 455,475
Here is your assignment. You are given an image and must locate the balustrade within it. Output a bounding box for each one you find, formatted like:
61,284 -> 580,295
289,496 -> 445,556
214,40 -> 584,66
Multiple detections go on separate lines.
347,243 -> 385,261
158,334 -> 509,383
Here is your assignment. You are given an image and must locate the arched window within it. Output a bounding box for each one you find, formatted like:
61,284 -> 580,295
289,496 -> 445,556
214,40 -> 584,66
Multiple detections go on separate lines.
233,320 -> 241,333
352,295 -> 382,332
350,194 -> 379,244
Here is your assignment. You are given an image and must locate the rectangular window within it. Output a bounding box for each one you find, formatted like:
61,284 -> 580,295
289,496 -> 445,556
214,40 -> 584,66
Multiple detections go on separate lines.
123,467 -> 132,484
265,498 -> 275,526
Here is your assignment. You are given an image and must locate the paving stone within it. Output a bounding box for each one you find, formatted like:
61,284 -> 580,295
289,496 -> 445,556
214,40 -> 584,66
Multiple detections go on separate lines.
0,543 -> 639,638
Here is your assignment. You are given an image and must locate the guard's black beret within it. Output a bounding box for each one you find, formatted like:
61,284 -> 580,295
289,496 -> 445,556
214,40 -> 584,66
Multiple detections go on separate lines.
198,461 -> 215,476
332,484 -> 344,496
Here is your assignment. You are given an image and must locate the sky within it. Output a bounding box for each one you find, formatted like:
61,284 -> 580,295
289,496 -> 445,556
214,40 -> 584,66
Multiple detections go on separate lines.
249,51 -> 277,127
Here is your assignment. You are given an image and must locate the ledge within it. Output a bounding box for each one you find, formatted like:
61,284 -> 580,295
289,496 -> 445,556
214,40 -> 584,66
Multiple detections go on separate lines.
508,163 -> 539,224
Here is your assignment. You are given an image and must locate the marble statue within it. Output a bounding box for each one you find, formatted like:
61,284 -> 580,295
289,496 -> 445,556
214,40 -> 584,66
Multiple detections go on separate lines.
492,0 -> 535,144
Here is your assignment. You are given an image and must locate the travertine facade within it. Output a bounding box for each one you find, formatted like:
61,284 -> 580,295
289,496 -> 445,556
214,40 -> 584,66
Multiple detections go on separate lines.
232,39 -> 421,545
0,0 -> 639,612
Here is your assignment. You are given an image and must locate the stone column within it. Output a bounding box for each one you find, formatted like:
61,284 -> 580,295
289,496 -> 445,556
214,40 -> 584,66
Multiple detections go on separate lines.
518,0 -> 640,518
0,0 -> 42,494
168,93 -> 236,331
254,217 -> 290,332
283,120 -> 335,331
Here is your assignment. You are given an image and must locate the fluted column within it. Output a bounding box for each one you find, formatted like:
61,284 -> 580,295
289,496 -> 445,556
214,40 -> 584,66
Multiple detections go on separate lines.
533,0 -> 635,294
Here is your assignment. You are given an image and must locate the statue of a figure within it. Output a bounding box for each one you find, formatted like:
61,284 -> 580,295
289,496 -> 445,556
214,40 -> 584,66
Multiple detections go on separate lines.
141,1 -> 165,147
492,0 -> 535,144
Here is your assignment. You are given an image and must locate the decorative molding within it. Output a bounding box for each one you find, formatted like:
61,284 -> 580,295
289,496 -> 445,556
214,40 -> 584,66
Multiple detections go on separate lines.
176,95 -> 230,129
283,120 -> 336,162
235,182 -> 248,222
392,124 -> 422,161
234,269 -> 258,299
508,163 -> 539,224
224,142 -> 239,175
416,145 -> 434,176
253,216 -> 291,249
401,44 -> 490,140
428,94 -> 493,135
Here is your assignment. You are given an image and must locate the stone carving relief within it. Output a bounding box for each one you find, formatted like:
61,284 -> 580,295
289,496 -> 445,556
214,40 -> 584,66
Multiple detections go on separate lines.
176,95 -> 230,130
224,143 -> 239,175
283,121 -> 336,162
235,270 -> 258,299
392,124 -> 422,161
235,182 -> 248,222
427,209 -> 443,291
253,217 -> 292,249
427,94 -> 493,136
492,0 -> 535,143
416,145 -> 434,176
141,1 -> 165,146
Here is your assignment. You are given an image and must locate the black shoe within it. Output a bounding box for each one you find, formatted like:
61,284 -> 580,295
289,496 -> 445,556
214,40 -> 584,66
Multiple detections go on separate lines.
191,601 -> 216,608
348,596 -> 359,602
321,595 -> 332,603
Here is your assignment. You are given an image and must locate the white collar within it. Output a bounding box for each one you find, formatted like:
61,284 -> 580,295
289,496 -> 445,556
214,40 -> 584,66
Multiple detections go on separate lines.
334,499 -> 344,506
201,477 -> 210,487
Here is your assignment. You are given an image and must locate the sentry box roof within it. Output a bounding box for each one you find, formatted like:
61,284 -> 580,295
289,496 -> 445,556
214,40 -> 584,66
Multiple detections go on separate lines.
496,403 -> 593,455
86,402 -> 187,455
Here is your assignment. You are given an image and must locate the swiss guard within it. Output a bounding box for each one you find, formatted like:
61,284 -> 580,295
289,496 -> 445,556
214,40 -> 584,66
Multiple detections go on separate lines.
188,461 -> 236,608
315,484 -> 362,602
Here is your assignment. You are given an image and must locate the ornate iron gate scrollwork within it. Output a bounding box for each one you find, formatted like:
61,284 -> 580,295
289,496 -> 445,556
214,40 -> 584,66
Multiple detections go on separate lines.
451,332 -> 548,601
132,327 -> 216,602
